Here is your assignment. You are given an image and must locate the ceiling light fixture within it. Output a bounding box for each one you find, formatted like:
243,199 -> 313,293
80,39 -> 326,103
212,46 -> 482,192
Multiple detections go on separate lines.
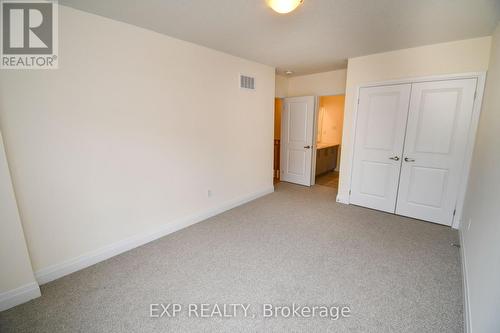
267,0 -> 304,14
285,70 -> 293,75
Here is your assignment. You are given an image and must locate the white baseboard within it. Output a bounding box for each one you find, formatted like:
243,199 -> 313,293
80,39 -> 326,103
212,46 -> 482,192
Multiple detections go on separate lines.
459,229 -> 471,333
35,186 -> 274,285
0,282 -> 41,312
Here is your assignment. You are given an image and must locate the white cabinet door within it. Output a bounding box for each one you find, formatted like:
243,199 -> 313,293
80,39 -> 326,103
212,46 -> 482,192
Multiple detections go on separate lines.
350,84 -> 411,212
280,96 -> 315,186
396,79 -> 477,225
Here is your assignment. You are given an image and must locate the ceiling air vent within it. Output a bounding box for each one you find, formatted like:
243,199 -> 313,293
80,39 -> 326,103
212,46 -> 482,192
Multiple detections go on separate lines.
240,75 -> 255,90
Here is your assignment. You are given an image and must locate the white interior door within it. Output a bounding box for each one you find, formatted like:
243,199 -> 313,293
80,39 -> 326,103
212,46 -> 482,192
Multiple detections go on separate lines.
280,96 -> 315,186
350,84 -> 411,212
396,79 -> 477,225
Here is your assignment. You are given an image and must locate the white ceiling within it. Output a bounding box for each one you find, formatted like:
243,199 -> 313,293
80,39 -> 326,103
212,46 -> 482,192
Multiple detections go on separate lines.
60,0 -> 500,76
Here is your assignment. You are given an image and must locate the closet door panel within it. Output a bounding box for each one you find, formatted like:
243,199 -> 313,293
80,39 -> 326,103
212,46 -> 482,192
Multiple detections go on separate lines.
350,84 -> 411,212
396,79 -> 477,225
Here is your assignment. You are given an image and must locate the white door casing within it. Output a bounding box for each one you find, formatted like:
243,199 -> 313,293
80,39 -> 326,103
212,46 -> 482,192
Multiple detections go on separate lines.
280,96 -> 315,186
350,84 -> 411,212
396,79 -> 477,225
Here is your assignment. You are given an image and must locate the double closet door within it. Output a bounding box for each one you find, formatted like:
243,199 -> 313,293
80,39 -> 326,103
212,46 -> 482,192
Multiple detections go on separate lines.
350,79 -> 477,226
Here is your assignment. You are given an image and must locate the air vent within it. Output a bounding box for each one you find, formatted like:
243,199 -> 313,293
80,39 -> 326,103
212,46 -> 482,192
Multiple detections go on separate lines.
240,75 -> 255,90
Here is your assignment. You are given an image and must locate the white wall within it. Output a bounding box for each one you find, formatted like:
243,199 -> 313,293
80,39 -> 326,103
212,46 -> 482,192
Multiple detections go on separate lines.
317,96 -> 344,146
287,69 -> 346,97
338,37 -> 492,203
0,6 -> 275,277
275,69 -> 346,98
0,132 -> 40,310
460,24 -> 500,333
275,74 -> 288,97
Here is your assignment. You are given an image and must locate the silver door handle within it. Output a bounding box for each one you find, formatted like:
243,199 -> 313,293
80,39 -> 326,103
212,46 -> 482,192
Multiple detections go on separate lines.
304,145 -> 311,149
404,157 -> 415,162
389,156 -> 400,161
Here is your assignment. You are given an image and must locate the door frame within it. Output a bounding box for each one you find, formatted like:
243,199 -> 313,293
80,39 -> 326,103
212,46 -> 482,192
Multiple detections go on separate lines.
341,72 -> 487,229
310,96 -> 320,186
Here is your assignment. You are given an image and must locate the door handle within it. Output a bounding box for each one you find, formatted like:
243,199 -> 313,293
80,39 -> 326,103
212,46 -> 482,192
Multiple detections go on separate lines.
389,156 -> 400,161
304,145 -> 311,149
404,157 -> 416,162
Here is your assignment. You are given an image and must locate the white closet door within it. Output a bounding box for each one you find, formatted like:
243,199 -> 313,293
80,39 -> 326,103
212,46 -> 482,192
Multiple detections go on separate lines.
396,79 -> 477,225
280,96 -> 315,186
350,84 -> 411,212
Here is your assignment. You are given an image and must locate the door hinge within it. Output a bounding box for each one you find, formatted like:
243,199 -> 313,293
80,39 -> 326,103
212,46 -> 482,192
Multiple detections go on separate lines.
349,189 -> 351,195
357,98 -> 360,105
474,91 -> 477,101
453,209 -> 456,217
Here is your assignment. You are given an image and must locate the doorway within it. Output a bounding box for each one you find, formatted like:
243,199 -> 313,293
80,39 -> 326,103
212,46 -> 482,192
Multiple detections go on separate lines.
274,95 -> 345,189
314,95 -> 345,190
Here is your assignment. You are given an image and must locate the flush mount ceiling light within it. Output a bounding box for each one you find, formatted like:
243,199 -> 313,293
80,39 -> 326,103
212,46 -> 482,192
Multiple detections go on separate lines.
267,0 -> 304,14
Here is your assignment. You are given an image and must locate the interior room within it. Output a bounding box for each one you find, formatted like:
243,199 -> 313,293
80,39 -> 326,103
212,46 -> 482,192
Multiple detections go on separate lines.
1,1 -> 500,332
315,95 -> 344,189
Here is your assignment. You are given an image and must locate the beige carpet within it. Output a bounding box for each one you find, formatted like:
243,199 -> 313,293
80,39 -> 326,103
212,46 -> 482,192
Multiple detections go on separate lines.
0,183 -> 463,332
